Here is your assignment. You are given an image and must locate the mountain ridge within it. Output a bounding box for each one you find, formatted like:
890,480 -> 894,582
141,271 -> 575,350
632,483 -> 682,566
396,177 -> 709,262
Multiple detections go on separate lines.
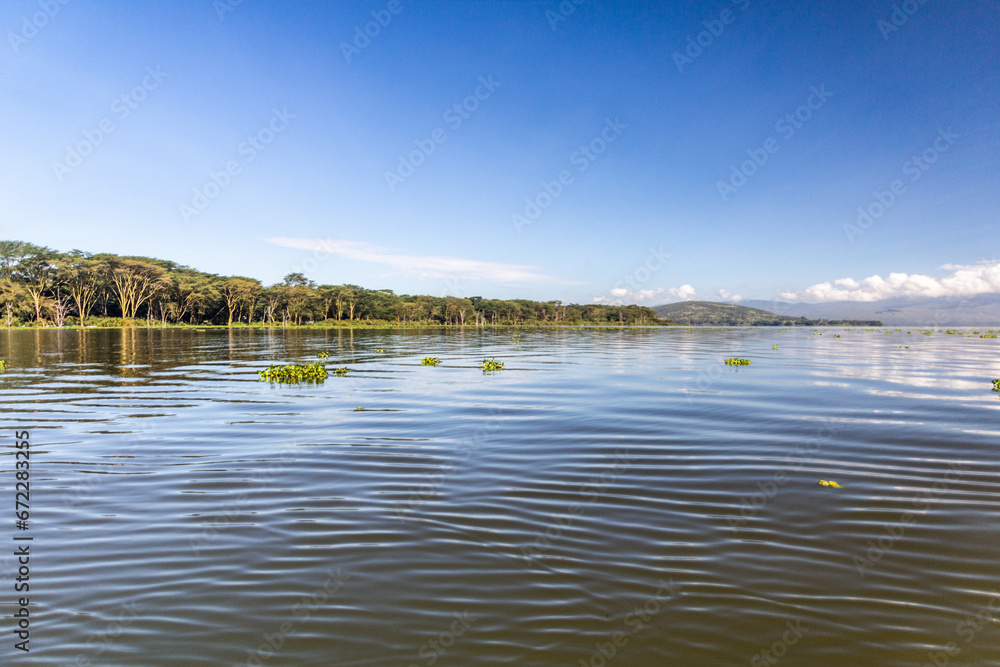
653,301 -> 880,326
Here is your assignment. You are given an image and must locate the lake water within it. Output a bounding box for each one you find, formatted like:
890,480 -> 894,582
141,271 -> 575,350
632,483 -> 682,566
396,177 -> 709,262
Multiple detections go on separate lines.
1,327 -> 998,666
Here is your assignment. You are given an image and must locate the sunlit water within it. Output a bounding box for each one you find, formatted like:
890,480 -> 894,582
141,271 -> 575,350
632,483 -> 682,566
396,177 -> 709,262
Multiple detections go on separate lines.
1,327 -> 998,666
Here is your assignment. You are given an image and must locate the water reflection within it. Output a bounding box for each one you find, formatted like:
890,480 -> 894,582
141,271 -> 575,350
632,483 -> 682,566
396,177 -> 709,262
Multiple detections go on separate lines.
0,327 -> 997,666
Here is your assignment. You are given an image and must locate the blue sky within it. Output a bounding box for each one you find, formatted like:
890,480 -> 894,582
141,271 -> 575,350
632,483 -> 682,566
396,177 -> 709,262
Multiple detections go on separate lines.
1,0 -> 998,305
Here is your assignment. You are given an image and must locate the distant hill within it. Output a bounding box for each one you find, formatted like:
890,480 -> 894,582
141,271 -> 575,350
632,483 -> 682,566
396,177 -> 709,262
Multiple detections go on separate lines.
653,301 -> 881,326
741,294 -> 1000,326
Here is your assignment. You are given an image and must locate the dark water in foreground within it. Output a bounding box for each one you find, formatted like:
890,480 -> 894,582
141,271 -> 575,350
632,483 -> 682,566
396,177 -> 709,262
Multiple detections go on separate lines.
0,327 -> 998,666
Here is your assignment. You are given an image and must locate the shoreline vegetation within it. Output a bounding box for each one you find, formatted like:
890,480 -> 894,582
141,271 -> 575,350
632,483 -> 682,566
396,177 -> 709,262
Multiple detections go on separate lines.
0,240 -> 661,328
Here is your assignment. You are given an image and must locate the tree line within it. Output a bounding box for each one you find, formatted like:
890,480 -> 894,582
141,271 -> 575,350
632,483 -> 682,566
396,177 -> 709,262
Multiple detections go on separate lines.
0,241 -> 662,327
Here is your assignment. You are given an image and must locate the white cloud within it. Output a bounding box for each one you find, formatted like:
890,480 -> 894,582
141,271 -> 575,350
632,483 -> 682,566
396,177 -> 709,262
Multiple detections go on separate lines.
717,289 -> 743,302
779,262 -> 1000,303
265,237 -> 586,285
593,284 -> 696,305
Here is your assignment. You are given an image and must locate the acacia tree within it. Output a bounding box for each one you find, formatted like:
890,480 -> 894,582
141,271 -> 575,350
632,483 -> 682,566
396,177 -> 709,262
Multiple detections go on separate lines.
59,256 -> 103,326
221,277 -> 261,325
0,278 -> 28,327
12,245 -> 58,323
170,272 -> 220,324
278,273 -> 317,325
107,258 -> 168,320
261,286 -> 283,325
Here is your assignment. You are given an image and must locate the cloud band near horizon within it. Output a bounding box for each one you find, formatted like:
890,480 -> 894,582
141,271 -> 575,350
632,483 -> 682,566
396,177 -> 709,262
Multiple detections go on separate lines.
265,237 -> 588,286
779,262 -> 1000,303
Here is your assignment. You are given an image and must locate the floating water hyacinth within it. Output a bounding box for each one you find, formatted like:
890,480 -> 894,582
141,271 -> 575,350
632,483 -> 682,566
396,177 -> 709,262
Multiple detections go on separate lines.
259,362 -> 328,383
331,367 -> 351,376
772,345 -> 778,350
819,480 -> 843,488
421,357 -> 441,366
376,349 -> 385,353
317,351 -> 330,358
982,334 -> 997,339
355,406 -> 366,411
481,358 -> 504,372
0,359 -> 6,371
724,358 -> 751,366
993,379 -> 999,392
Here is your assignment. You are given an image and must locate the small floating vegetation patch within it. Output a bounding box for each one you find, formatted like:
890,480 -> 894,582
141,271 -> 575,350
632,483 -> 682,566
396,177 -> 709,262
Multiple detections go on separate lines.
355,406 -> 366,411
772,345 -> 778,350
421,357 -> 441,366
0,359 -> 6,371
376,349 -> 385,353
982,334 -> 997,339
724,358 -> 751,366
259,362 -> 328,383
993,379 -> 999,392
819,480 -> 843,488
331,367 -> 351,376
481,358 -> 504,372
317,351 -> 330,359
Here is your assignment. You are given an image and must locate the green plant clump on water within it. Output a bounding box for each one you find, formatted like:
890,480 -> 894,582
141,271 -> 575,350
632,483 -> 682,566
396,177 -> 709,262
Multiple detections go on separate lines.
331,367 -> 351,376
317,351 -> 330,358
481,358 -> 504,372
982,334 -> 997,339
724,358 -> 751,366
0,360 -> 6,371
259,362 -> 328,383
993,379 -> 999,392
421,357 -> 441,366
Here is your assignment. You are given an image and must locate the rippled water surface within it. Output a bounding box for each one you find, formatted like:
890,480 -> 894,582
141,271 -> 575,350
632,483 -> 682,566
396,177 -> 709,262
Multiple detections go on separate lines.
1,327 -> 998,666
